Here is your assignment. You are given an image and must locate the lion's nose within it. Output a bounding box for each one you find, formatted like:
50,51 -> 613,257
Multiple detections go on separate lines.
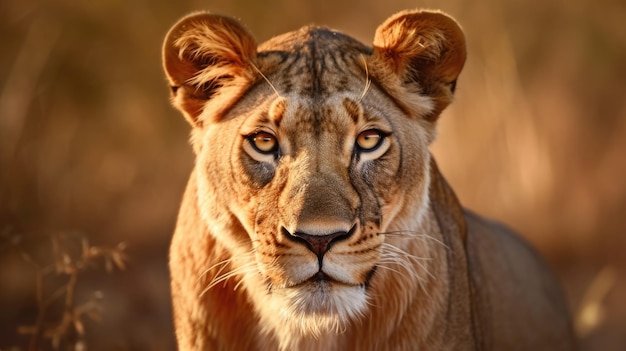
282,226 -> 355,259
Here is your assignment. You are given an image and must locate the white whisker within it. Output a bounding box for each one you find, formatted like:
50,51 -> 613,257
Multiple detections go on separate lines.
378,242 -> 436,298
358,54 -> 371,102
382,242 -> 436,281
382,230 -> 449,250
249,60 -> 282,98
197,250 -> 260,297
375,263 -> 405,276
199,261 -> 259,297
197,257 -> 231,282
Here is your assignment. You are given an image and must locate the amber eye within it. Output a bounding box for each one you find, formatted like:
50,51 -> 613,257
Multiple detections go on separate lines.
356,129 -> 384,152
249,132 -> 278,154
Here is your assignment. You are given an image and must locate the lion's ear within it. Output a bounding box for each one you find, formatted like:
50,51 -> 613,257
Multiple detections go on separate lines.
162,12 -> 258,127
370,10 -> 466,121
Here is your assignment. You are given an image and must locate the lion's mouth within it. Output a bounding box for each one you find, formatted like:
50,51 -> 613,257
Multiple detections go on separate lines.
309,270 -> 332,282
284,265 -> 377,290
263,265 -> 375,319
278,271 -> 347,291
286,271 -> 337,289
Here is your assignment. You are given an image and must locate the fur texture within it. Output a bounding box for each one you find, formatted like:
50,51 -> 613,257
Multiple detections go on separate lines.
162,9 -> 576,350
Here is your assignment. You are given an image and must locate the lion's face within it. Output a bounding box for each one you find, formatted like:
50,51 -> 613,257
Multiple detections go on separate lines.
163,11 -> 465,333
202,91 -> 431,323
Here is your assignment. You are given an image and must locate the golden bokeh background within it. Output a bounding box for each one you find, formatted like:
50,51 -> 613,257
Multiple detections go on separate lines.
1,0 -> 624,349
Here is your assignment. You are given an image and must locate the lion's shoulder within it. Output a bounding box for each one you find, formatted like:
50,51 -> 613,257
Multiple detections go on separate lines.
464,209 -> 575,349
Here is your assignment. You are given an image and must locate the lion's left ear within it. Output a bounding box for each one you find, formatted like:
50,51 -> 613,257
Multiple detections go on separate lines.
370,10 -> 466,121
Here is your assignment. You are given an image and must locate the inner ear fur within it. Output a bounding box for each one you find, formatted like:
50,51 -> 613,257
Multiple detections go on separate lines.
370,10 -> 466,121
162,12 -> 258,126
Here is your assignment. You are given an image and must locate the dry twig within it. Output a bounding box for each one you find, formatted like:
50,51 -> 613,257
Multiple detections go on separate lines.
6,232 -> 127,351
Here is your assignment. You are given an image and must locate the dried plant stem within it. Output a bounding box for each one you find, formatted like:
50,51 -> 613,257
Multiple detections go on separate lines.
28,268 -> 45,351
12,232 -> 127,350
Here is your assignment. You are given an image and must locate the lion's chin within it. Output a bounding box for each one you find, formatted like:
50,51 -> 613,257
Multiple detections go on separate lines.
271,281 -> 368,335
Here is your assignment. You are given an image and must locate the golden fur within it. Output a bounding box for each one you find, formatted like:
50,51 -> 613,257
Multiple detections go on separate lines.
162,10 -> 576,350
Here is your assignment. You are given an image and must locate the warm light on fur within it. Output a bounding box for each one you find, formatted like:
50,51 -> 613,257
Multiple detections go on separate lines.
163,9 -> 576,350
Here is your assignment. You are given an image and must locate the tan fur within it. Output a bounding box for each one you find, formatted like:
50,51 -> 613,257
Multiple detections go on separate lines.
163,10 -> 576,350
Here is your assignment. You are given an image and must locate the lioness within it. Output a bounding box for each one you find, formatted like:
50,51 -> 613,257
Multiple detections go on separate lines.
162,9 -> 576,350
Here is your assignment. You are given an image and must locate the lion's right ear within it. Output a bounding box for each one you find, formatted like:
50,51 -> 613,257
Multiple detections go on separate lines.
162,12 -> 258,127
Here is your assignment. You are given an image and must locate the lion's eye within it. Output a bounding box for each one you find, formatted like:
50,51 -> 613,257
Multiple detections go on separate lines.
249,132 -> 278,154
356,129 -> 385,152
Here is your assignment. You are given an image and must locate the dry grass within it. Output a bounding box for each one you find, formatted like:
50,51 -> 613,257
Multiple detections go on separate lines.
0,0 -> 624,349
1,231 -> 126,351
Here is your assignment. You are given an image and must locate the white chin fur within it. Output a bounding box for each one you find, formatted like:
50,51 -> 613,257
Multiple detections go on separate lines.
265,282 -> 368,336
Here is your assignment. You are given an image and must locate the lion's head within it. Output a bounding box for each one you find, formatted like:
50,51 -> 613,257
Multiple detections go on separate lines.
163,10 -> 465,337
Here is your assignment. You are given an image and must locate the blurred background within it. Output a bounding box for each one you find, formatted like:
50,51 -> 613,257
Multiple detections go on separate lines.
0,0 -> 624,350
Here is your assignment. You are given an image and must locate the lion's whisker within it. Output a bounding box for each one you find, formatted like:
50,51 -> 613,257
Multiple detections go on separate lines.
197,255 -> 239,281
249,60 -> 282,98
381,230 -> 450,250
375,262 -> 406,276
384,243 -> 436,279
358,53 -> 371,102
200,261 -> 259,297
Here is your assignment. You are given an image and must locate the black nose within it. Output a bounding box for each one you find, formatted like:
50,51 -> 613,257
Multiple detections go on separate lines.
282,226 -> 355,258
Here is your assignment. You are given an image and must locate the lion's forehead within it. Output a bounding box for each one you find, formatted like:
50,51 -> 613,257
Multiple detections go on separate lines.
257,27 -> 372,97
278,96 -> 358,133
